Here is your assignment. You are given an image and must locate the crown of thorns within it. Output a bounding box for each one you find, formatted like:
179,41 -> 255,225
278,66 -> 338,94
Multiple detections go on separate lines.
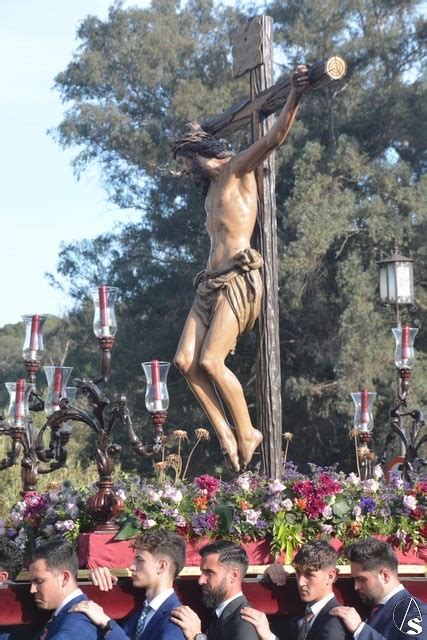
172,122 -> 232,159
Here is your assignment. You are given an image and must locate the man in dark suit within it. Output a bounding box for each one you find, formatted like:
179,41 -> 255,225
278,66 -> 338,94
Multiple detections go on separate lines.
330,537 -> 427,640
240,540 -> 352,640
171,540 -> 260,640
71,529 -> 186,640
0,536 -> 24,640
29,539 -> 104,640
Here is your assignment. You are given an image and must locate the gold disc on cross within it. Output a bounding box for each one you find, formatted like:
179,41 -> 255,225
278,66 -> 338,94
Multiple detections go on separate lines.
325,56 -> 347,80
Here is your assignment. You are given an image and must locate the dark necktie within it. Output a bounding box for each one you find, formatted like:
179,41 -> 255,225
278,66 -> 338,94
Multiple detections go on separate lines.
368,603 -> 384,622
297,606 -> 314,640
133,603 -> 152,640
38,615 -> 55,640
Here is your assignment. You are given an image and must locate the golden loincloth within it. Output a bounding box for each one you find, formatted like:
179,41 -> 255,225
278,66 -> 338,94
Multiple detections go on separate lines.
192,248 -> 263,346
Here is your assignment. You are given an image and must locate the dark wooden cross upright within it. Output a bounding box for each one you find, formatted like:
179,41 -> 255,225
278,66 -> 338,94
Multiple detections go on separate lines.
201,16 -> 346,479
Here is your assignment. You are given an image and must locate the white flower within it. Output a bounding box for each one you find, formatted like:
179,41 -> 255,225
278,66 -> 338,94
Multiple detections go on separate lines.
163,487 -> 183,503
322,505 -> 333,519
352,505 -> 362,517
269,479 -> 285,493
175,515 -> 186,527
244,509 -> 261,525
347,473 -> 360,486
116,490 -> 126,501
321,524 -> 334,535
236,475 -> 251,491
403,495 -> 417,511
363,479 -> 379,493
63,520 -> 76,531
281,498 -> 293,511
143,519 -> 156,529
373,465 -> 383,480
147,488 -> 161,502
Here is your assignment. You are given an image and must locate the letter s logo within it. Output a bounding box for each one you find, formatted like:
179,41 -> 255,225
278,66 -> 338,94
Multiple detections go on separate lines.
405,617 -> 422,636
393,597 -> 423,636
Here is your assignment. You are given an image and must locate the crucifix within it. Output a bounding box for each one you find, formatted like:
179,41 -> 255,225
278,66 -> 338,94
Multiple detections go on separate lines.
173,15 -> 346,478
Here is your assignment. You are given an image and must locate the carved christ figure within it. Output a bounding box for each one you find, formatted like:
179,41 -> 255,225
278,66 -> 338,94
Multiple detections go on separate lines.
173,66 -> 309,472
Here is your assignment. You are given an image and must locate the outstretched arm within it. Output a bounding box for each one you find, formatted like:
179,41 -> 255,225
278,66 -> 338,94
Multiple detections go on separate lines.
231,65 -> 309,177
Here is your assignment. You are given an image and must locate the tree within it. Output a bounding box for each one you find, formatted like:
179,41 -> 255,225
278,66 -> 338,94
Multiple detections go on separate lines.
49,0 -> 426,474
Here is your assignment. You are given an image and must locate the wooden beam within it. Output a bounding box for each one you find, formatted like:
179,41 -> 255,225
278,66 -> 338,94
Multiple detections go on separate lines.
202,57 -> 347,138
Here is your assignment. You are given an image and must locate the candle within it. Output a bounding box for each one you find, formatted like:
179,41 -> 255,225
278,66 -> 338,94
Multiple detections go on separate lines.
401,325 -> 410,360
360,389 -> 369,426
29,314 -> 40,360
14,379 -> 26,419
151,360 -> 162,410
53,368 -> 63,405
98,285 -> 109,335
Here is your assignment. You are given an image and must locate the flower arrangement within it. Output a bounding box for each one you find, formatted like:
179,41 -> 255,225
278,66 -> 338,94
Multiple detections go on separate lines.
1,481 -> 93,551
3,463 -> 426,560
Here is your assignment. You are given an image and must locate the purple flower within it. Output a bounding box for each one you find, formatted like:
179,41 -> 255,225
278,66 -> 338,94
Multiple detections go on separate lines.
360,497 -> 376,514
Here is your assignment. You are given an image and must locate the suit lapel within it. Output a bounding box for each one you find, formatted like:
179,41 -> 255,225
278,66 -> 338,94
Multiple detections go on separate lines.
141,592 -> 180,639
306,597 -> 337,640
217,595 -> 247,628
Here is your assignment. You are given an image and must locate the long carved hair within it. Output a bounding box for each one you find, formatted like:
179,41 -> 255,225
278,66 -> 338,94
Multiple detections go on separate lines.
172,122 -> 233,159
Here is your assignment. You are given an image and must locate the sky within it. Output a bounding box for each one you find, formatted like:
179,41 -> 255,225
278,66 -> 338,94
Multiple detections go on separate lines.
0,0 -> 151,329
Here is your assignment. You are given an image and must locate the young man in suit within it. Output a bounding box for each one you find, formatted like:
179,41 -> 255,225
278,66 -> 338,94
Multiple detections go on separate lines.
240,540 -> 352,640
0,536 -> 24,640
329,537 -> 427,640
71,529 -> 186,640
29,539 -> 103,640
170,540 -> 260,640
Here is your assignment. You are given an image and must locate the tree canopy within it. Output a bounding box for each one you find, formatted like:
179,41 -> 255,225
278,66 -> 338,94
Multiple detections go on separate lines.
35,0 -> 427,474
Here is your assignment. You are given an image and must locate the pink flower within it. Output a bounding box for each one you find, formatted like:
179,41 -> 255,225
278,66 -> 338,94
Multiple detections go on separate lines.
195,474 -> 221,497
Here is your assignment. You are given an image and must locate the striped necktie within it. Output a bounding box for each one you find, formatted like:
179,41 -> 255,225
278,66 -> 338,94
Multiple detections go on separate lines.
298,606 -> 314,640
39,615 -> 55,640
133,603 -> 152,640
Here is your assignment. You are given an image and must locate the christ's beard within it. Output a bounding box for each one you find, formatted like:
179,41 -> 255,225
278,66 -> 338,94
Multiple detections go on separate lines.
190,157 -> 216,187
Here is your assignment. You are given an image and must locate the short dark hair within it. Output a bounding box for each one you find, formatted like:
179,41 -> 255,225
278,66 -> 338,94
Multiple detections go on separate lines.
132,530 -> 186,579
30,540 -> 79,580
0,536 -> 23,581
345,537 -> 398,574
293,540 -> 338,572
199,540 -> 249,578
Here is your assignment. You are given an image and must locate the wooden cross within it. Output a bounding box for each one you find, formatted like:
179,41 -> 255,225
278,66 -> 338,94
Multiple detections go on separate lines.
201,16 -> 346,479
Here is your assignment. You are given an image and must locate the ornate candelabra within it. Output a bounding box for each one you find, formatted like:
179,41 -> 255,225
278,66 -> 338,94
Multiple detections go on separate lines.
376,247 -> 425,483
379,325 -> 426,483
0,285 -> 172,532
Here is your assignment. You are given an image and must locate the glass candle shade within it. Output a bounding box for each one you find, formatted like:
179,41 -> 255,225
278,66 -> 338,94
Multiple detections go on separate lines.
392,326 -> 418,369
5,380 -> 34,427
59,386 -> 77,433
22,314 -> 47,362
90,285 -> 118,338
141,361 -> 170,412
351,390 -> 377,433
44,366 -> 73,415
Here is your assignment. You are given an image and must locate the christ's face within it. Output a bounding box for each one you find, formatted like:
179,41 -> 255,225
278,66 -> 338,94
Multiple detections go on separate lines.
176,154 -> 215,186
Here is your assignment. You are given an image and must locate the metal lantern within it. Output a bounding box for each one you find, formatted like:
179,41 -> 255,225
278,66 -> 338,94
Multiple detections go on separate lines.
378,250 -> 414,306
